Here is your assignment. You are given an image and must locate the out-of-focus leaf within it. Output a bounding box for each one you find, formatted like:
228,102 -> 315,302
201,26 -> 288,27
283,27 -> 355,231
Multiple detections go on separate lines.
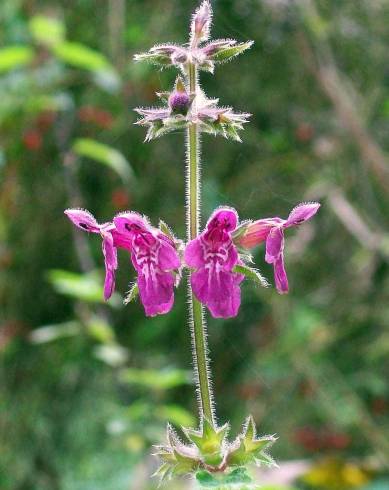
25,93 -> 73,113
119,367 -> 192,390
86,316 -> 115,344
29,15 -> 65,46
92,70 -> 121,93
94,344 -> 129,367
0,46 -> 34,73
73,138 -> 132,182
29,321 -> 80,344
156,404 -> 196,427
47,269 -> 121,306
52,41 -> 111,71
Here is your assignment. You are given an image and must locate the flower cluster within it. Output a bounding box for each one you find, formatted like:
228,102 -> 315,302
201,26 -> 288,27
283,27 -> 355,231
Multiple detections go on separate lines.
64,1 -> 322,485
65,202 -> 319,317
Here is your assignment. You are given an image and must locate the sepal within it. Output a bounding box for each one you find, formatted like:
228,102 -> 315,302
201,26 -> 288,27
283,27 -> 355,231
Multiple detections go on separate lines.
233,264 -> 269,288
123,282 -> 139,305
203,39 -> 254,63
134,44 -> 188,68
228,416 -> 277,467
183,417 -> 229,466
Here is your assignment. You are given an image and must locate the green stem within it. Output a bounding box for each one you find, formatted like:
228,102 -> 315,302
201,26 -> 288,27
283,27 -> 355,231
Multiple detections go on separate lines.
187,61 -> 214,425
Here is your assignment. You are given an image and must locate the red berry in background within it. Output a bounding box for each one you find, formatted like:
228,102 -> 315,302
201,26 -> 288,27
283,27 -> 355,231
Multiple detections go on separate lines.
294,426 -> 321,451
111,188 -> 130,209
295,122 -> 314,143
22,129 -> 42,151
323,431 -> 351,450
78,105 -> 114,129
371,397 -> 387,415
36,111 -> 56,131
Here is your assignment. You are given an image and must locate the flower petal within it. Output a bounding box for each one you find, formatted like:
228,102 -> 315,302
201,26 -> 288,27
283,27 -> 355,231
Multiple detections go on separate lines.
114,212 -> 149,235
101,230 -> 117,300
185,237 -> 206,268
158,239 -> 181,271
265,227 -> 284,264
237,218 -> 280,249
191,267 -> 242,318
206,207 -> 238,233
285,202 -> 320,227
273,254 -> 289,294
64,208 -> 100,233
137,266 -> 175,317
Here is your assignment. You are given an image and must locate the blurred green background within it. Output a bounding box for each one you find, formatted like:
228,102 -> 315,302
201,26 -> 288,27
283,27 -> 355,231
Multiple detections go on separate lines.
1,0 -> 388,489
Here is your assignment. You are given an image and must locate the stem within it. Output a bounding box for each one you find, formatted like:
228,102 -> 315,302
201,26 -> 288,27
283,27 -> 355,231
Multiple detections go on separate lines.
186,61 -> 215,425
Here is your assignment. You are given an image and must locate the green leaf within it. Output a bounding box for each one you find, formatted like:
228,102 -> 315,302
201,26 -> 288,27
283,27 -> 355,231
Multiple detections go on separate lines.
86,316 -> 115,344
94,344 -> 128,367
119,368 -> 192,390
47,269 -> 121,306
52,41 -> 111,71
233,264 -> 269,288
196,467 -> 252,487
210,41 -> 254,63
157,404 -> 196,428
29,15 -> 65,46
0,46 -> 34,73
29,321 -> 80,344
123,283 -> 139,305
159,219 -> 175,241
73,138 -> 132,182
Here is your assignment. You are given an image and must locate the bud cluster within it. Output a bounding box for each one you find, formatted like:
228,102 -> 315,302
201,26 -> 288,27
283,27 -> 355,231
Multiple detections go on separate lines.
134,0 -> 253,142
154,416 -> 276,484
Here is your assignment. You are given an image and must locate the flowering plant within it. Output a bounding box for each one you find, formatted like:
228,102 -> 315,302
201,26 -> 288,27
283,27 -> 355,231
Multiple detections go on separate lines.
65,1 -> 320,487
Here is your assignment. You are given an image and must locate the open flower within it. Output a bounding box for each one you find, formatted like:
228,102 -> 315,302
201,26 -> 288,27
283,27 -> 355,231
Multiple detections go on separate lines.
64,208 -> 125,301
235,202 -> 320,294
185,208 -> 244,318
114,212 -> 181,317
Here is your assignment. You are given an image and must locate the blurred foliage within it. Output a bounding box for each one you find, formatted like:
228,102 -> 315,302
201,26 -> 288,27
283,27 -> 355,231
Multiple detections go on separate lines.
0,0 -> 388,489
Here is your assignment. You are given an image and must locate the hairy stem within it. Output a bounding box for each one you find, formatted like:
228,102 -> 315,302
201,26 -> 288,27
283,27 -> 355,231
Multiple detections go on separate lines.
186,61 -> 215,425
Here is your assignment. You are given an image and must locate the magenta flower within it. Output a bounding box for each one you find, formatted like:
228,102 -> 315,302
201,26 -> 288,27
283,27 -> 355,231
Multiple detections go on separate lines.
65,208 -> 181,316
236,202 -> 320,294
185,207 -> 244,318
64,209 -> 124,301
114,212 -> 180,317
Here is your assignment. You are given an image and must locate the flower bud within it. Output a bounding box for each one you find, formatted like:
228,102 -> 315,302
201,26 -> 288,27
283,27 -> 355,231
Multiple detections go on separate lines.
168,77 -> 190,115
191,1 -> 212,43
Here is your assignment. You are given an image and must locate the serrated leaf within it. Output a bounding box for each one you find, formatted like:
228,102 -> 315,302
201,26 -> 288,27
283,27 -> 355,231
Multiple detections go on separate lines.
123,283 -> 139,305
73,138 -> 132,182
29,15 -> 65,46
210,41 -> 254,63
233,264 -> 269,288
0,46 -> 35,73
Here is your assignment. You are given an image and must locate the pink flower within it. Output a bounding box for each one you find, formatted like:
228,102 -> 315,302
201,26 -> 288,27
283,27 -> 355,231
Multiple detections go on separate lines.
236,203 -> 320,294
185,208 -> 244,318
114,212 -> 180,317
64,209 -> 124,301
65,209 -> 181,316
